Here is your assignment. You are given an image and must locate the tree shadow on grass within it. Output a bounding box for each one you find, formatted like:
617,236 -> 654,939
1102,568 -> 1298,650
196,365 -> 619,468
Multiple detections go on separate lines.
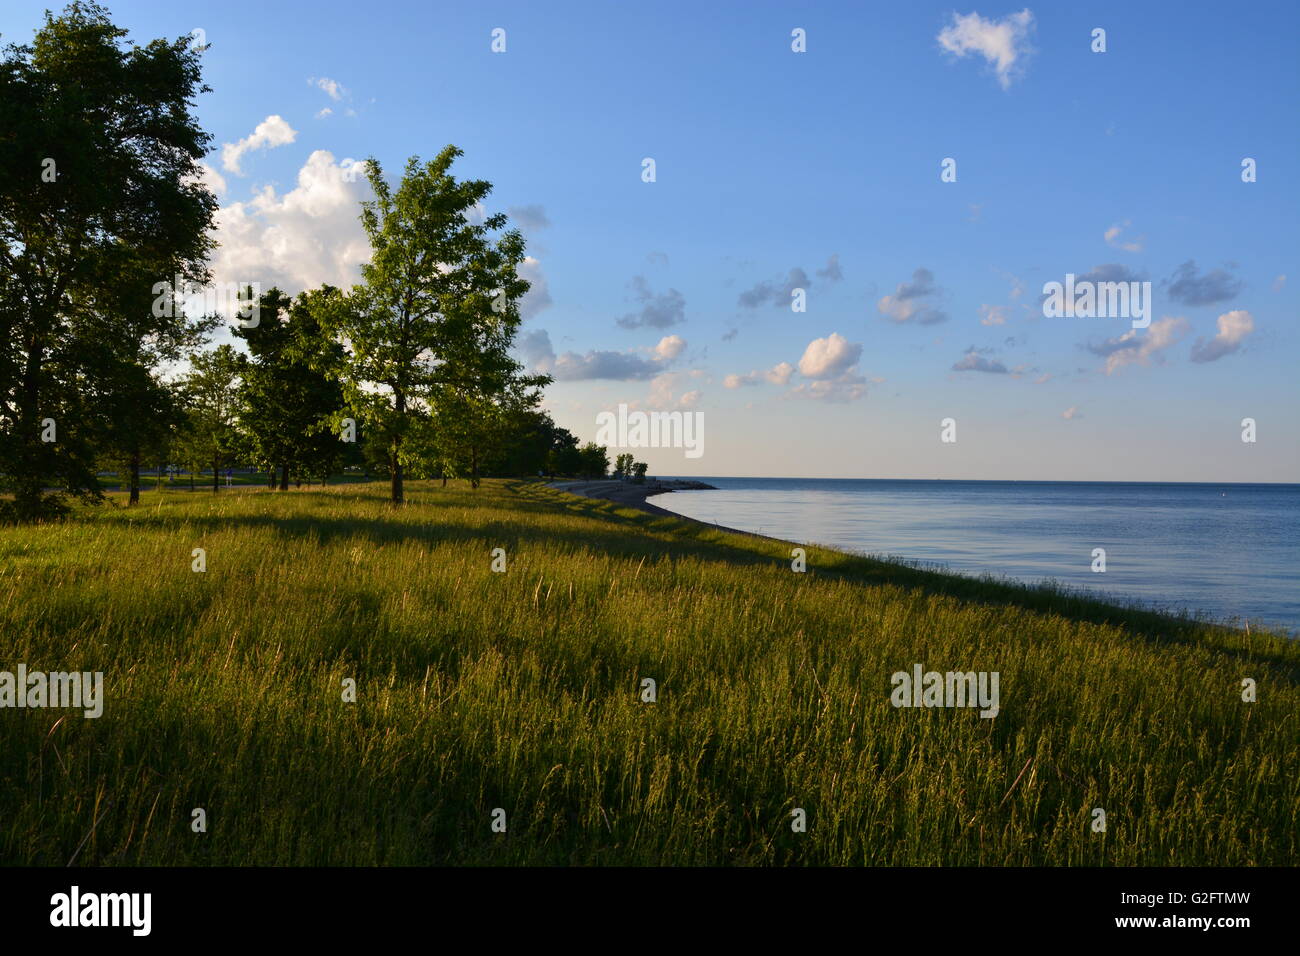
92,479 -> 1300,680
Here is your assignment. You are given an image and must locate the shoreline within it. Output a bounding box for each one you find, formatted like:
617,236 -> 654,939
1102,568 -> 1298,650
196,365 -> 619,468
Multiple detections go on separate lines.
546,478 -> 778,541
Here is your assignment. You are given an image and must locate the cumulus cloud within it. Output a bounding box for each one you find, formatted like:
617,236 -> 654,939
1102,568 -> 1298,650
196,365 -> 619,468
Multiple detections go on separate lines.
507,204 -> 550,231
788,333 -> 867,402
1104,220 -> 1144,253
654,334 -> 686,360
738,267 -> 812,308
798,332 -> 862,379
1062,406 -> 1080,420
209,149 -> 372,294
952,346 -> 1009,374
1085,316 -> 1188,374
617,276 -> 686,329
878,267 -> 948,324
221,115 -> 297,175
1190,309 -> 1254,363
520,329 -> 685,381
937,8 -> 1035,90
554,351 -> 661,381
1164,260 -> 1242,307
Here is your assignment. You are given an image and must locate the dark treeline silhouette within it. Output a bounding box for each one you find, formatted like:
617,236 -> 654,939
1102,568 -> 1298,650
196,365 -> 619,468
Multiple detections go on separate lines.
0,3 -> 608,520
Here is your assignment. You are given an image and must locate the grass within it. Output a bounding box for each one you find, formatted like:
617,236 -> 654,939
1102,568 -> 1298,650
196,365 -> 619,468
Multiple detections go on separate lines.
0,479 -> 1296,865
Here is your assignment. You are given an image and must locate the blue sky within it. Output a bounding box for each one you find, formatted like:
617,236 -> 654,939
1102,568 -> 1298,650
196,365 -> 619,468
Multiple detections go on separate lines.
5,1 -> 1297,480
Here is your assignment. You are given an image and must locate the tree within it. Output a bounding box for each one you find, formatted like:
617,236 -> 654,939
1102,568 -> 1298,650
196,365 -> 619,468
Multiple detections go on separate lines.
613,453 -> 634,480
179,345 -> 241,494
578,443 -> 609,479
236,287 -> 347,490
632,460 -> 648,483
0,2 -> 216,520
325,146 -> 541,504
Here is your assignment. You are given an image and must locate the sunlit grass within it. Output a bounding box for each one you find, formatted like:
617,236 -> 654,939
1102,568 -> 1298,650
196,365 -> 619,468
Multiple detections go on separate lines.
0,479 -> 1295,865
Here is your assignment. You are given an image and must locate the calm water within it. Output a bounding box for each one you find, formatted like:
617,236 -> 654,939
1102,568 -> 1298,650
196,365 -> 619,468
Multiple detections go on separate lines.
655,478 -> 1300,635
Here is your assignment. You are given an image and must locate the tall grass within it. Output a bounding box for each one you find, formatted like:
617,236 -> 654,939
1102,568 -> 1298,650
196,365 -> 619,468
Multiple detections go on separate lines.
0,480 -> 1295,865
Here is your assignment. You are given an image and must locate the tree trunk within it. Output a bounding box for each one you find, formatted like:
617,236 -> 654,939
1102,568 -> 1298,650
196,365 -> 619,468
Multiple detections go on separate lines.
212,458 -> 219,494
190,468 -> 195,491
128,452 -> 141,505
391,451 -> 404,503
13,331 -> 46,520
471,446 -> 479,489
278,462 -> 289,491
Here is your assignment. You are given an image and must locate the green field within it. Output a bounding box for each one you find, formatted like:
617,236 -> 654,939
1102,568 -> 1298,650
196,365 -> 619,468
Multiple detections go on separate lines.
0,480 -> 1296,865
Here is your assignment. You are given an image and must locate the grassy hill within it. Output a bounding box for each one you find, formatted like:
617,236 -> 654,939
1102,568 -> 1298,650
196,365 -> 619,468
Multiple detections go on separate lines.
1,479 -> 1295,865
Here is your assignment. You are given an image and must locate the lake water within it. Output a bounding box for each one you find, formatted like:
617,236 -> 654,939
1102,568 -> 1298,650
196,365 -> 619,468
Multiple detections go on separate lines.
654,478 -> 1300,635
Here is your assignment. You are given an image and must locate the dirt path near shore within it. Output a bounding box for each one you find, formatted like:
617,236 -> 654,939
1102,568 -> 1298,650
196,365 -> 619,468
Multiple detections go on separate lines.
545,480 -> 783,542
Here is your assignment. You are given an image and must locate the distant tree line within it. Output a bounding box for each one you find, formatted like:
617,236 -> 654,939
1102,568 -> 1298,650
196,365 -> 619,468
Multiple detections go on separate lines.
0,3 -> 609,521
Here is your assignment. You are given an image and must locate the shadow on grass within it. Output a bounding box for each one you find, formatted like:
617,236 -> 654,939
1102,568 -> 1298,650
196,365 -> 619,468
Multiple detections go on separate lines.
88,478 -> 1300,679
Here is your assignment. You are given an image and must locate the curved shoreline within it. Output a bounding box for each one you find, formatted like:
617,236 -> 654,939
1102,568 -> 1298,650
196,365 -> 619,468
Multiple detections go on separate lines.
546,479 -> 780,541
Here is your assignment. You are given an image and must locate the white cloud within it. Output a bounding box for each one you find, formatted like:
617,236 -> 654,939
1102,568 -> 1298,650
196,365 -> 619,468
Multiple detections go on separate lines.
194,160 -> 227,198
979,304 -> 1008,326
1062,406 -> 1079,420
209,149 -> 372,295
221,115 -> 297,175
310,76 -> 346,101
1088,316 -> 1188,375
723,361 -> 794,388
798,332 -> 862,379
654,334 -> 686,360
877,268 -> 947,324
1104,219 -> 1145,253
518,256 -> 552,320
937,9 -> 1035,90
316,107 -> 334,119
644,372 -> 701,410
1190,309 -> 1254,363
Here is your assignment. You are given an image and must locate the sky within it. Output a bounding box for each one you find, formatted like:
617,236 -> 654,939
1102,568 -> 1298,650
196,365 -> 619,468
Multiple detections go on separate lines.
4,0 -> 1297,481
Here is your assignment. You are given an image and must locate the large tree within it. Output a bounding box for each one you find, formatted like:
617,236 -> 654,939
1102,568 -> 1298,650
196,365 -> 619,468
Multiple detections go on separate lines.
327,146 -> 541,504
0,2 -> 216,520
236,287 -> 347,490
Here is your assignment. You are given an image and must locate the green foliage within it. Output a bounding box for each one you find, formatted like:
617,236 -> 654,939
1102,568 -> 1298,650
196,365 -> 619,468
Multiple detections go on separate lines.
0,480 -> 1294,865
0,2 -> 216,520
177,345 -> 241,493
324,146 -> 546,503
235,287 -> 347,487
